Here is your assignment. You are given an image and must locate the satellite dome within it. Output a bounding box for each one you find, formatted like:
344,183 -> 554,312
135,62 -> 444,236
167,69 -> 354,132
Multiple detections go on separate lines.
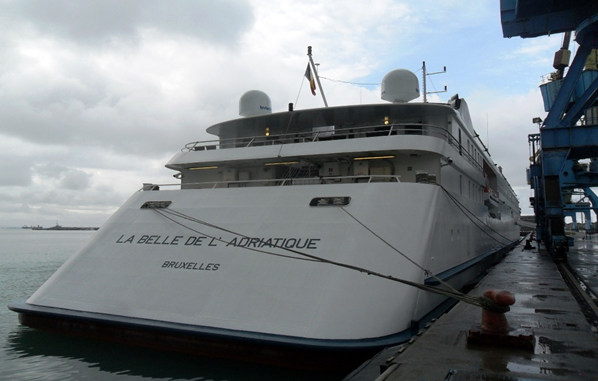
381,69 -> 420,103
239,90 -> 272,117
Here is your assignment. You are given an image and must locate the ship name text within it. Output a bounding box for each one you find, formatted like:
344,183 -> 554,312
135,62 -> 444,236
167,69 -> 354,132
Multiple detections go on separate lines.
115,235 -> 320,249
161,261 -> 220,271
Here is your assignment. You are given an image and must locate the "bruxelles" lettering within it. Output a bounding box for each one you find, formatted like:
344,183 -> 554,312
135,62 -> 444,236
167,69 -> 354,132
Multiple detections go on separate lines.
161,261 -> 220,271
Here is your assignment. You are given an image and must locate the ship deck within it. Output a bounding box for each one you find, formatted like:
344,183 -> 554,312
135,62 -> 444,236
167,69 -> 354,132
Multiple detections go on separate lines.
344,234 -> 598,380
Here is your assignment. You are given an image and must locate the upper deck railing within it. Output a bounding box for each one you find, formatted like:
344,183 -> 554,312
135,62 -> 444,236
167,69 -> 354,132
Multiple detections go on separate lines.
181,122 -> 484,173
183,123 -> 454,151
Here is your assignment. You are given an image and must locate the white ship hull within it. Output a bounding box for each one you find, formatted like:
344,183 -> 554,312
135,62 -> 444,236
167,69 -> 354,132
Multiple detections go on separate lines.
11,181 -> 518,369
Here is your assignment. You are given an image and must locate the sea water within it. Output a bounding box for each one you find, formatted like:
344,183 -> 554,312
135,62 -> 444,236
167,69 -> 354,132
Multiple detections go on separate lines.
0,230 -> 343,381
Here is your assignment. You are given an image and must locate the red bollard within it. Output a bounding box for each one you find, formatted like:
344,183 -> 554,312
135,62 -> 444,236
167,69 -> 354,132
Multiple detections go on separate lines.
480,290 -> 515,333
467,289 -> 535,349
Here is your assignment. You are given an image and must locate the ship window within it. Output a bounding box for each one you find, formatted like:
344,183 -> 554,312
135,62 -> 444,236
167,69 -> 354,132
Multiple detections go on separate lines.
140,201 -> 172,209
309,197 -> 351,206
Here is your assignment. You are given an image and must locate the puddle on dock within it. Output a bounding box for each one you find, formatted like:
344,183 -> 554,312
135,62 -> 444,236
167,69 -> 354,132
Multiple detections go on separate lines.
534,308 -> 568,315
475,350 -> 569,377
535,336 -> 597,358
509,293 -> 575,318
535,336 -> 554,354
514,293 -> 569,306
506,362 -> 559,375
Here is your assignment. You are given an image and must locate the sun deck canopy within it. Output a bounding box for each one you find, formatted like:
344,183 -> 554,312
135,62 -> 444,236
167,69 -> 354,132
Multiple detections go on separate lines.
206,103 -> 457,140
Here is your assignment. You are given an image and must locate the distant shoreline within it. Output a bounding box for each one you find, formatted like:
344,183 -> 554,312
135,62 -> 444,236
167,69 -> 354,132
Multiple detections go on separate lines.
17,225 -> 99,231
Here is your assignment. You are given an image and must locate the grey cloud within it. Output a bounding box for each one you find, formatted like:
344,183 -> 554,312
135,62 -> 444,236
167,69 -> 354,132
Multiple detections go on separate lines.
0,56 -> 206,158
33,163 -> 92,190
0,0 -> 255,160
7,0 -> 254,46
34,163 -> 69,179
0,98 -> 164,157
24,75 -> 108,111
0,156 -> 33,186
0,201 -> 31,214
18,182 -> 123,209
17,1 -> 141,44
144,1 -> 254,43
59,169 -> 92,190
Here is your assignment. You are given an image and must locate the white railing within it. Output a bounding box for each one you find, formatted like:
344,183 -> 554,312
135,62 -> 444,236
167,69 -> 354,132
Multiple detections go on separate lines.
140,175 -> 403,191
181,122 -> 484,173
182,123 -> 455,151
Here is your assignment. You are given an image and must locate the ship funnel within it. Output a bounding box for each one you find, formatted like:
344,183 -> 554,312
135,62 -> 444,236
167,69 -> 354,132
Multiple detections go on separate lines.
239,90 -> 272,117
381,69 -> 420,103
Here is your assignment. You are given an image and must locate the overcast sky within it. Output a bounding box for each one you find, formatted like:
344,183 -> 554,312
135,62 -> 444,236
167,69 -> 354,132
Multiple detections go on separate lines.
0,0 -> 564,227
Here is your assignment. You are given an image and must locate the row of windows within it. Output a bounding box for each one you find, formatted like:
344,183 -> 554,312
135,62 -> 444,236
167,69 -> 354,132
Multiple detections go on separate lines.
459,175 -> 484,203
458,128 -> 484,171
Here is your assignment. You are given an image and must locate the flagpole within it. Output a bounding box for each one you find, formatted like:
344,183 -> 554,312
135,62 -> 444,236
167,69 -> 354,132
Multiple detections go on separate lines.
307,46 -> 328,107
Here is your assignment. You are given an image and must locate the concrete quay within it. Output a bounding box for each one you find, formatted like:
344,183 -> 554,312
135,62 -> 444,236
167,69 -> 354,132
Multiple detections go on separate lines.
344,239 -> 598,381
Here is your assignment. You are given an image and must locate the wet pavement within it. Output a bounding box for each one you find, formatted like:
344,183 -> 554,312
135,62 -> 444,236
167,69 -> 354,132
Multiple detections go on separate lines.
567,235 -> 598,301
344,238 -> 598,380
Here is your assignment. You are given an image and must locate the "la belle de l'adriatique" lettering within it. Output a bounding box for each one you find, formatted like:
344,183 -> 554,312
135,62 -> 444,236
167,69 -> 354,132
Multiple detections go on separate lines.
115,234 -> 321,250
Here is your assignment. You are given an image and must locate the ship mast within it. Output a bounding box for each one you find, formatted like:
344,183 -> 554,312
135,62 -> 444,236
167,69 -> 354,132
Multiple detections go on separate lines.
422,61 -> 447,103
307,46 -> 329,107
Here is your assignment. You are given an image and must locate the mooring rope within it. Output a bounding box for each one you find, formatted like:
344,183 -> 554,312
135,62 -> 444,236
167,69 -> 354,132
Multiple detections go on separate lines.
439,185 -> 514,245
338,205 -> 461,294
153,208 -> 316,262
150,207 -> 502,310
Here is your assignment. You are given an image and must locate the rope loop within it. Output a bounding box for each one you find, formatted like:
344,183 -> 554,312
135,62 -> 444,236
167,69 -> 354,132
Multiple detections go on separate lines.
477,295 -> 511,313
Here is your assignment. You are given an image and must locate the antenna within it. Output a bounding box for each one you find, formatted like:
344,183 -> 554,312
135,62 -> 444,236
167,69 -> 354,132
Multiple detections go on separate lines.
422,61 -> 447,103
486,113 -> 490,151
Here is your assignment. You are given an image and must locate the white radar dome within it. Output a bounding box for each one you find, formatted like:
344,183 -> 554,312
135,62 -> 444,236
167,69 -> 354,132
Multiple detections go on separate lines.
381,69 -> 420,103
239,90 -> 272,117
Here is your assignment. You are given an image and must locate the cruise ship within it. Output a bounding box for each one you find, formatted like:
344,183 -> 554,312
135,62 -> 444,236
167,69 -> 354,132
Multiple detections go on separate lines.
10,65 -> 520,370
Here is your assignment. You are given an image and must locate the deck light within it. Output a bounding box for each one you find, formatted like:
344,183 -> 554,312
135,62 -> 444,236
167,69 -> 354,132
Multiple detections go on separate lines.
189,166 -> 219,170
353,155 -> 395,161
264,161 -> 299,166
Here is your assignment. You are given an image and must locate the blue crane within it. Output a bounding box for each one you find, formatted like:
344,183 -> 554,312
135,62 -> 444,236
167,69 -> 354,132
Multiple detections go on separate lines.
501,0 -> 598,258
